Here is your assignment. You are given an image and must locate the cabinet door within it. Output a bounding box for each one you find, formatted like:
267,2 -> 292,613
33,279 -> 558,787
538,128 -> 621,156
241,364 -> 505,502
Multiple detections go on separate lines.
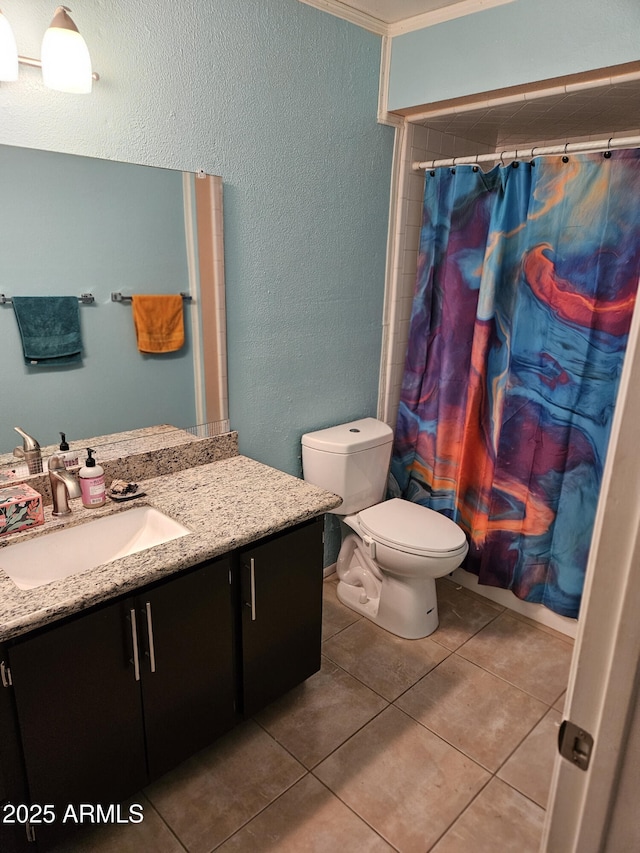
0,649 -> 31,853
139,556 -> 236,780
240,519 -> 323,716
9,599 -> 147,815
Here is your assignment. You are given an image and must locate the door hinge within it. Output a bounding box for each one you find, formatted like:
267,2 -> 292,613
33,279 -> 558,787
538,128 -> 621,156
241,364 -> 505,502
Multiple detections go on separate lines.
558,719 -> 594,771
0,660 -> 12,688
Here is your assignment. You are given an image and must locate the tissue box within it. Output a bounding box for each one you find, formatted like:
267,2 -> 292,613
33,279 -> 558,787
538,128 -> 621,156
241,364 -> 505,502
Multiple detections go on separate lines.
0,484 -> 44,538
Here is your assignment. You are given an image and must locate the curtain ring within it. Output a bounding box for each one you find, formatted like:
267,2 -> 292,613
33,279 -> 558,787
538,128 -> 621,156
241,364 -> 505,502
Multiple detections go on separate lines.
562,142 -> 569,163
500,151 -> 506,166
451,157 -> 456,174
604,138 -> 613,159
530,146 -> 537,165
473,153 -> 480,173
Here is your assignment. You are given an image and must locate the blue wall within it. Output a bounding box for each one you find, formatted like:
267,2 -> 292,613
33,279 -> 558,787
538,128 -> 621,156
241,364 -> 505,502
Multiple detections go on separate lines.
0,146 -> 197,452
389,0 -> 640,110
0,0 -> 395,475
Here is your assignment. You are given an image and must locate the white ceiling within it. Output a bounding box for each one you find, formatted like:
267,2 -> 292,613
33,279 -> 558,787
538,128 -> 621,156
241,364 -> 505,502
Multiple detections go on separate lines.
298,0 -> 512,36
328,0 -> 465,25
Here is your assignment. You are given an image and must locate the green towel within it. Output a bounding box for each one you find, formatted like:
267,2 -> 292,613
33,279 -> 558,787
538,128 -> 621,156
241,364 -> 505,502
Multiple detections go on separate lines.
12,296 -> 83,366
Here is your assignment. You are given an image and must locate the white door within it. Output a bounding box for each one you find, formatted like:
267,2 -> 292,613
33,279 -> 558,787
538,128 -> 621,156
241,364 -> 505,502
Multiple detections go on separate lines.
543,278 -> 640,852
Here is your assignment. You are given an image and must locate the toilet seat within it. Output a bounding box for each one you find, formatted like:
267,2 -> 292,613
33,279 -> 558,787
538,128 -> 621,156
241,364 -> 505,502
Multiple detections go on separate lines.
357,498 -> 467,558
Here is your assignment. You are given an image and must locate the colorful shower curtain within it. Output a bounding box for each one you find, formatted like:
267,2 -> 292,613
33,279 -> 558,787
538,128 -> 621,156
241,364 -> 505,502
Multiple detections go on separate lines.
390,150 -> 640,618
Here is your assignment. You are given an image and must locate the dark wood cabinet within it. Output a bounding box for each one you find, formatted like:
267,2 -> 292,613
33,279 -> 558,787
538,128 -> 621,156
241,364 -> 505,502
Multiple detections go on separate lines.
0,656 -> 32,853
0,517 -> 324,849
10,597 -> 148,806
6,556 -> 235,848
239,518 -> 324,716
139,558 -> 236,778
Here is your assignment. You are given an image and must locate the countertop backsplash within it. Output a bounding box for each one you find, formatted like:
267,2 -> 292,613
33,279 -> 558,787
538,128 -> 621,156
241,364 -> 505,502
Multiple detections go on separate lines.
0,424 -> 239,505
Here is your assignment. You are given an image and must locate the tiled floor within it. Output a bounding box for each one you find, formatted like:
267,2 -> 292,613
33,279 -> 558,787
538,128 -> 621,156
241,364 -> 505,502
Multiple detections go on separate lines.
52,577 -> 573,852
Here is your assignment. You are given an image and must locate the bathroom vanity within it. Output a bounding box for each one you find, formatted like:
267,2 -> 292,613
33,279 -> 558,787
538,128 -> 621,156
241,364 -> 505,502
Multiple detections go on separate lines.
0,450 -> 340,851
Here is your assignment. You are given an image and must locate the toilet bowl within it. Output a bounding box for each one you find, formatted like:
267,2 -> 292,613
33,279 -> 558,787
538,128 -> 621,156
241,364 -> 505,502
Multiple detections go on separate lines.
301,418 -> 469,639
336,498 -> 468,638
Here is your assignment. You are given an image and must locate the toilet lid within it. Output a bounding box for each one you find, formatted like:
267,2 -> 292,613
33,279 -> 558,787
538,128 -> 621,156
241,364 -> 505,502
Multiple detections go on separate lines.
357,498 -> 467,556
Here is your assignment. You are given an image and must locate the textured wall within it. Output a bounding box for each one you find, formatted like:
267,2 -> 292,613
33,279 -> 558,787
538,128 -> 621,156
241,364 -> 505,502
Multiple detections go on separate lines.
0,0 -> 394,475
389,0 -> 640,110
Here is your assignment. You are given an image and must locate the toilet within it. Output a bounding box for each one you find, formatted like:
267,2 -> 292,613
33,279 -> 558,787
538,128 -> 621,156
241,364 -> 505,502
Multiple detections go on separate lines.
301,417 -> 468,639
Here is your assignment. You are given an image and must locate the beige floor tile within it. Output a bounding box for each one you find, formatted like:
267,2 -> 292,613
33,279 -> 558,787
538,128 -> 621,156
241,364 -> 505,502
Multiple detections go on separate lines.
255,656 -> 387,768
498,708 -> 563,807
457,611 -> 572,704
553,691 -> 567,713
47,796 -> 183,853
509,609 -> 576,646
430,777 -> 545,853
218,773 -> 394,852
144,720 -> 305,852
323,617 -> 450,701
432,580 -> 504,651
322,577 -> 361,641
396,655 -> 547,771
315,705 -> 489,853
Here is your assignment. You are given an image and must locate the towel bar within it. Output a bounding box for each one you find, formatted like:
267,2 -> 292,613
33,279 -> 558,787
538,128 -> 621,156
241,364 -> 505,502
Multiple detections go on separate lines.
111,292 -> 193,303
0,293 -> 95,305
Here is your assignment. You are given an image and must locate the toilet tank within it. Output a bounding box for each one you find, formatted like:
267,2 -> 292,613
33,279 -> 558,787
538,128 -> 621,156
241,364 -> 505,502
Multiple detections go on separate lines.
301,418 -> 393,515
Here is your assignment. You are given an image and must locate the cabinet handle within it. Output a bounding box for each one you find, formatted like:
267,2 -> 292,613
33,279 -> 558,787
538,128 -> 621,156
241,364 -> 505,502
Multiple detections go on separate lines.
129,608 -> 141,682
0,660 -> 12,687
249,557 -> 257,621
145,601 -> 157,673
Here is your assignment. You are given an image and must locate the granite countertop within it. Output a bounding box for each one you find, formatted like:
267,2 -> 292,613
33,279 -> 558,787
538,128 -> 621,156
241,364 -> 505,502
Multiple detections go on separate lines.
0,456 -> 341,643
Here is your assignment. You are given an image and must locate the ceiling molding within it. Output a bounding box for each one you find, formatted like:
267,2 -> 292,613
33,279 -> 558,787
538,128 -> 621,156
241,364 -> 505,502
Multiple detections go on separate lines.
297,0 -> 387,36
387,0 -> 515,36
298,0 -> 515,37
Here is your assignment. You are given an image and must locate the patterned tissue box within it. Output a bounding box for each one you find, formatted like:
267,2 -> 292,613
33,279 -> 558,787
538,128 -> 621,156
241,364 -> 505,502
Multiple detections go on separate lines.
0,484 -> 44,538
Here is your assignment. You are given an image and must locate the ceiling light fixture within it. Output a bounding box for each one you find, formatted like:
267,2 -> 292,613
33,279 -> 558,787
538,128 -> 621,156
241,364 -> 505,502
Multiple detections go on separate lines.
0,5 -> 99,93
0,8 -> 18,82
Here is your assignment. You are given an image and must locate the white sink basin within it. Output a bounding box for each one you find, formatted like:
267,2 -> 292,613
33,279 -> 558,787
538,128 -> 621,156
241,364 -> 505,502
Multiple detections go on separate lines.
0,506 -> 191,590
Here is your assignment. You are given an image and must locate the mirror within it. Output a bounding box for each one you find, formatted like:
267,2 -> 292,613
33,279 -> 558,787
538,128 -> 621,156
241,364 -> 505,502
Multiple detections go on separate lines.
0,145 -> 227,455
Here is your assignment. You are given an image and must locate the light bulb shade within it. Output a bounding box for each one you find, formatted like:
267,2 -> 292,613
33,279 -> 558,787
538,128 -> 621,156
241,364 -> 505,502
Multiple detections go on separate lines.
0,10 -> 19,82
41,6 -> 92,93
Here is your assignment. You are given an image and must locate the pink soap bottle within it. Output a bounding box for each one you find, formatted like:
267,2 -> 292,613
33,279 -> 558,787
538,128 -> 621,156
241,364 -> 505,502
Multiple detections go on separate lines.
78,448 -> 106,508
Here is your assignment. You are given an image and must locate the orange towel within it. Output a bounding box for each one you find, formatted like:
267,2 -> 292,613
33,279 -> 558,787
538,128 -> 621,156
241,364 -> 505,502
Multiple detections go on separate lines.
131,294 -> 185,354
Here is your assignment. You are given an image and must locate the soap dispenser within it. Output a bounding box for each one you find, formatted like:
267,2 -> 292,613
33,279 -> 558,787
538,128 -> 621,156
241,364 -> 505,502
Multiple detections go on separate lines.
78,448 -> 106,508
58,432 -> 79,469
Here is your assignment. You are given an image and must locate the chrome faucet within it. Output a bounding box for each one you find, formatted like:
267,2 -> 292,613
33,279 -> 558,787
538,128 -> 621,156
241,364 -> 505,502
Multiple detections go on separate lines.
49,456 -> 82,516
13,427 -> 43,475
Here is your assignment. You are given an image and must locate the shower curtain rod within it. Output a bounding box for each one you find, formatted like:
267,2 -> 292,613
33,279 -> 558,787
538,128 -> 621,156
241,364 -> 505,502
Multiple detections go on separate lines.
413,134 -> 640,171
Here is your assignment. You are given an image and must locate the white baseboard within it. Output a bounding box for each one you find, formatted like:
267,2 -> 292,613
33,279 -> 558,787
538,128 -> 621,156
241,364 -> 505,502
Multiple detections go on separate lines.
323,562 -> 337,579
